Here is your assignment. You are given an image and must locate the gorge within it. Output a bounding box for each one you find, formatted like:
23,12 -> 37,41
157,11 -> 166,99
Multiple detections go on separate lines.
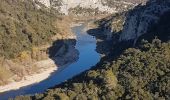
0,0 -> 170,100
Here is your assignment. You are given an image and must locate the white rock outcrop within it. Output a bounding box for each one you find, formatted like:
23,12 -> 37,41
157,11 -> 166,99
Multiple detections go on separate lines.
36,0 -> 135,14
60,0 -> 117,14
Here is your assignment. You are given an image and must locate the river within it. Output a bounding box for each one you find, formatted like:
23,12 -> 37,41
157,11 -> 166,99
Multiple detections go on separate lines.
0,24 -> 100,100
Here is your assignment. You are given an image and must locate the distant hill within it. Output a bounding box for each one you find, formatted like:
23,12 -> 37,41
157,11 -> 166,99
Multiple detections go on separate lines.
37,0 -> 146,15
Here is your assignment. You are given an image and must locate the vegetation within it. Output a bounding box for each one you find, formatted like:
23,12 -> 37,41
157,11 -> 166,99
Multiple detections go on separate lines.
68,6 -> 103,16
13,38 -> 170,100
0,0 -> 70,85
0,0 -> 60,59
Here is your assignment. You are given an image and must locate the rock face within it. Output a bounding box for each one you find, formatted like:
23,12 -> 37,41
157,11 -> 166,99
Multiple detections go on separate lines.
119,0 -> 170,43
35,0 -> 51,7
36,0 -> 139,14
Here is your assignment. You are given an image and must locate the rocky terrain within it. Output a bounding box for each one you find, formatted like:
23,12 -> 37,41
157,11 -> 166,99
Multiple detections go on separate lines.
36,0 -> 147,15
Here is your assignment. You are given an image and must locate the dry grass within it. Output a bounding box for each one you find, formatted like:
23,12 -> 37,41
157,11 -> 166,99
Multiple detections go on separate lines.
0,66 -> 12,85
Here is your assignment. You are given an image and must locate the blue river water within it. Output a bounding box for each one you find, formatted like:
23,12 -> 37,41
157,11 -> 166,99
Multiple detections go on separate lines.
0,24 -> 100,100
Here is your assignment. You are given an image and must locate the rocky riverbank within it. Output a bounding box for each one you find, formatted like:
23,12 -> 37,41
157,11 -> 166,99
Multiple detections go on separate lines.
0,59 -> 57,93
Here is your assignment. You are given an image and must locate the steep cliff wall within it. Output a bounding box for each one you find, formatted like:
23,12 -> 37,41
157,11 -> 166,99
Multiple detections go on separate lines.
119,0 -> 170,43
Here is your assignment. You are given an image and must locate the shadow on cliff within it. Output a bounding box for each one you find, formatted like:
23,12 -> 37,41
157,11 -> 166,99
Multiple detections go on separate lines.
87,27 -> 114,55
87,12 -> 133,61
87,1 -> 170,61
48,39 -> 79,66
137,10 -> 170,43
87,26 -> 133,61
0,38 -> 80,100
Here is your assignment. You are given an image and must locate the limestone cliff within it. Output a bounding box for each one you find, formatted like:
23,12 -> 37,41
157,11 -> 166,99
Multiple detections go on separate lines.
119,0 -> 170,44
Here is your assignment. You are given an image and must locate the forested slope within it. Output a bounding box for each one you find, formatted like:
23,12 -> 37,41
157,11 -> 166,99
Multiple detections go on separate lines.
15,37 -> 170,100
0,0 -> 59,58
0,0 -> 73,86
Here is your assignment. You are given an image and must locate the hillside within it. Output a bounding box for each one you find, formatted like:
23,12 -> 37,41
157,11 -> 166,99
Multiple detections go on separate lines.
0,0 -> 74,86
13,0 -> 170,100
